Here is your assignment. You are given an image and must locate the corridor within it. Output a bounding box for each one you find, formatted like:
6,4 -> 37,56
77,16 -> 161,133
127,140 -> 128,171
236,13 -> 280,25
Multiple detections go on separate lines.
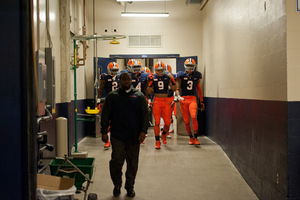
74,127 -> 258,200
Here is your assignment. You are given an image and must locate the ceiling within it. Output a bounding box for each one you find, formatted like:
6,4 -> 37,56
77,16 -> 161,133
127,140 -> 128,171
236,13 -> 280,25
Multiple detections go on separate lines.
86,0 -> 203,22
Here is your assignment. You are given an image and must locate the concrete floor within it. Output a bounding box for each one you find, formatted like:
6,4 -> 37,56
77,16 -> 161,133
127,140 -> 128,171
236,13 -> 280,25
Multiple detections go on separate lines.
73,126 -> 259,200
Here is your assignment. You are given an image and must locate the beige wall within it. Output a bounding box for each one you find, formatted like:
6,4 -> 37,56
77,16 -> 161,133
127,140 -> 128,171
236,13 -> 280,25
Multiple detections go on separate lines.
35,0 -> 299,103
34,0 -> 202,102
84,6 -> 202,98
287,0 -> 300,101
201,0 -> 287,101
34,0 -> 63,103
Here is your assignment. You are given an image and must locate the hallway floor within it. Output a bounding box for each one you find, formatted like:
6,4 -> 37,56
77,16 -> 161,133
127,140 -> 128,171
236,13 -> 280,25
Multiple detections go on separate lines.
73,127 -> 258,200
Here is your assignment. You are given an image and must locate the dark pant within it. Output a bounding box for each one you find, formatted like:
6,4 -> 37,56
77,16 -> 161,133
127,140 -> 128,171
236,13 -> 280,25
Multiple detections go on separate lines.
110,137 -> 140,191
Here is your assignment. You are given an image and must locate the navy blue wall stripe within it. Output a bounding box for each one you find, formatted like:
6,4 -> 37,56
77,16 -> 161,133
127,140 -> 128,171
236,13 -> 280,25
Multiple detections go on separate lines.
205,97 -> 289,199
287,102 -> 300,199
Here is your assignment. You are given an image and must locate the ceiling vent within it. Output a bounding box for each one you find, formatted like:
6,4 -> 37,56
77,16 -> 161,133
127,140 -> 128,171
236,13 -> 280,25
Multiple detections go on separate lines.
129,35 -> 162,47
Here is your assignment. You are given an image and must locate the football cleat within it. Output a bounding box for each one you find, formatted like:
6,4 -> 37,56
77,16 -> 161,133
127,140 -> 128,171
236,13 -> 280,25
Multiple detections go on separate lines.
166,132 -> 171,138
194,138 -> 200,145
104,141 -> 111,148
156,141 -> 161,149
189,138 -> 194,145
162,134 -> 167,144
169,129 -> 174,133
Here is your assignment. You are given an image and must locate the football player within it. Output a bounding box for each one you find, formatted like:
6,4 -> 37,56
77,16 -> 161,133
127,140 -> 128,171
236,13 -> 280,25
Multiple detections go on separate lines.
175,58 -> 205,146
97,62 -> 120,148
165,64 -> 177,138
129,60 -> 148,96
147,61 -> 176,149
119,59 -> 135,74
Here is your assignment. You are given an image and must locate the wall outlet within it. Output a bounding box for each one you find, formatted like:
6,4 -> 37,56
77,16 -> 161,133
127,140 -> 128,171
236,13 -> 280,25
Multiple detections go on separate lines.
103,27 -> 109,33
111,26 -> 118,33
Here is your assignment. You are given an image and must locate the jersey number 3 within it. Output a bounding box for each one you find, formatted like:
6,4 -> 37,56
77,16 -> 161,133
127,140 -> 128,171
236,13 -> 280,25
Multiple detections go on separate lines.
187,80 -> 193,90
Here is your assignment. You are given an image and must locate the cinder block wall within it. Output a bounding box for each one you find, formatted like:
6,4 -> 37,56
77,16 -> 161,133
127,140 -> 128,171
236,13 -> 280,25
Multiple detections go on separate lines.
200,0 -> 295,199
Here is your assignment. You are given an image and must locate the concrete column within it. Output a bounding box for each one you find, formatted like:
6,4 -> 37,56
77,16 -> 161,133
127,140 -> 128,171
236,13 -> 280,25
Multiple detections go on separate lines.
59,0 -> 71,102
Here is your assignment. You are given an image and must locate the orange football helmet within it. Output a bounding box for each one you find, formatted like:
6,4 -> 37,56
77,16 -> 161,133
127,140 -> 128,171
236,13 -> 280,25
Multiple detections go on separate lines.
131,60 -> 142,74
165,64 -> 172,73
154,61 -> 165,76
127,59 -> 135,72
107,62 -> 119,76
184,58 -> 196,73
142,67 -> 150,73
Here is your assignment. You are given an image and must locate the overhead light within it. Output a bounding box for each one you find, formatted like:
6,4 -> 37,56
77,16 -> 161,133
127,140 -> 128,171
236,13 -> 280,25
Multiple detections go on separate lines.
121,12 -> 169,17
117,0 -> 172,1
110,37 -> 120,44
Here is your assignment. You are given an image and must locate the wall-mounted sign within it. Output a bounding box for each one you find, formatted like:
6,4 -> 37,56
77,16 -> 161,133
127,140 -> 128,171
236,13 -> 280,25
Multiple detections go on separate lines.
297,0 -> 300,12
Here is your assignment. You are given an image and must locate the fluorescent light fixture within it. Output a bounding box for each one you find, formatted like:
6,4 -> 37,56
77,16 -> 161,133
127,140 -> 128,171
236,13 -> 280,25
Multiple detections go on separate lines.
121,12 -> 169,17
117,0 -> 172,1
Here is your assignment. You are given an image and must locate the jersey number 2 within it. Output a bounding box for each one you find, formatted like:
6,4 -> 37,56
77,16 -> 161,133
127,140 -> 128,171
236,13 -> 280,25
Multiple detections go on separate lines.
112,81 -> 118,91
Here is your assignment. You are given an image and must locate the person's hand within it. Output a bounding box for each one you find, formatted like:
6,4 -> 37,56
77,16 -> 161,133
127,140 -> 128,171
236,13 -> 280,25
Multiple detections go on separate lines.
97,104 -> 102,112
178,96 -> 185,105
138,132 -> 146,144
148,73 -> 154,81
102,134 -> 108,143
200,103 -> 205,111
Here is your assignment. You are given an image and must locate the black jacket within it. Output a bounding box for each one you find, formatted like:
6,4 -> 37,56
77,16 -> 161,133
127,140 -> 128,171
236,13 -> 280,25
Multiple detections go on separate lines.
101,86 -> 149,144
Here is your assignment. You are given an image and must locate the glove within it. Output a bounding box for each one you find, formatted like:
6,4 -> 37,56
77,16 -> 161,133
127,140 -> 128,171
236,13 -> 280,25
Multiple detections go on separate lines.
148,73 -> 154,81
147,99 -> 152,112
178,96 -> 185,104
174,96 -> 178,102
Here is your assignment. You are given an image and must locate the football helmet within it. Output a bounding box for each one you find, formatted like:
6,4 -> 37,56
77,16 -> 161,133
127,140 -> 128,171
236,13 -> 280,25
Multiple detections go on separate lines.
127,59 -> 135,72
142,66 -> 150,73
131,60 -> 142,74
154,61 -> 166,77
184,58 -> 196,73
165,64 -> 172,73
107,62 -> 119,76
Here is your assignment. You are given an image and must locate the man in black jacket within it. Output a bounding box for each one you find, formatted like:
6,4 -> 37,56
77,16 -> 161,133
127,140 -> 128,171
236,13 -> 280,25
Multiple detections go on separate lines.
101,72 -> 148,197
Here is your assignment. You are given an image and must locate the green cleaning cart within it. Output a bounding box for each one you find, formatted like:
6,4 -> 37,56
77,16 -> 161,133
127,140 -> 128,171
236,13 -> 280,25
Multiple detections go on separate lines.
49,155 -> 96,200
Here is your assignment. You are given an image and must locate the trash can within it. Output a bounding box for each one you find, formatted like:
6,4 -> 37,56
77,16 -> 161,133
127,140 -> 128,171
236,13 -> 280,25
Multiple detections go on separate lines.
56,117 -> 68,157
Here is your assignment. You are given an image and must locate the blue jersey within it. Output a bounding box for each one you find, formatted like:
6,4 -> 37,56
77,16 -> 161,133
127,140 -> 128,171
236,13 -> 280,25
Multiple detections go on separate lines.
176,71 -> 202,96
130,72 -> 148,95
119,69 -> 128,74
152,74 -> 170,94
100,73 -> 120,94
167,73 -> 176,97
